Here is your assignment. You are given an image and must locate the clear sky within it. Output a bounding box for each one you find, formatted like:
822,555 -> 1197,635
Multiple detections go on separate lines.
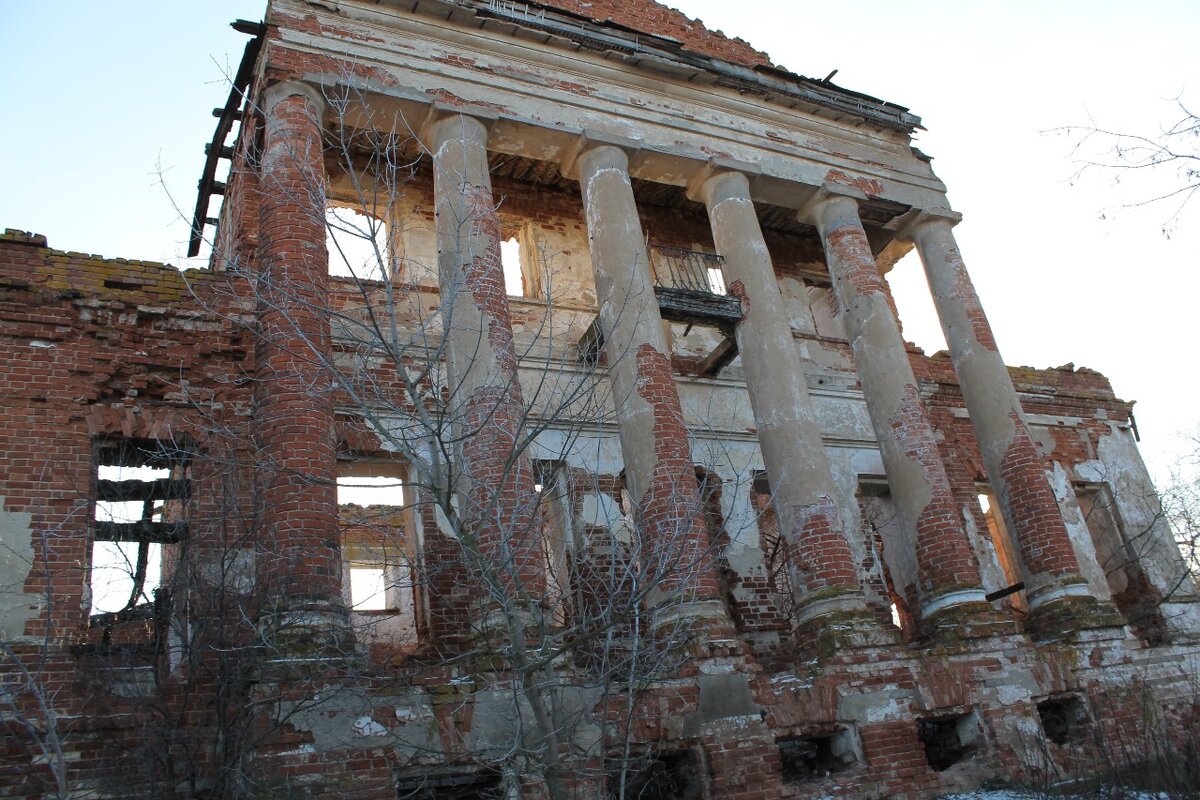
2,1 -> 1197,481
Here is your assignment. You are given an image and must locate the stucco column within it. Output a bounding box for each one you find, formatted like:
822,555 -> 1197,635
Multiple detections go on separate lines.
905,212 -> 1123,631
427,112 -> 546,617
254,81 -> 350,653
692,169 -> 877,636
567,142 -> 730,634
804,192 -> 993,632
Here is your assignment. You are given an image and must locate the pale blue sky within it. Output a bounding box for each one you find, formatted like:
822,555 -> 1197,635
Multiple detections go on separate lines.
2,1 -> 1197,478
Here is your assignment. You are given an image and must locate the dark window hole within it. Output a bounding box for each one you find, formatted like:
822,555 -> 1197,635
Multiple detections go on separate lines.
608,750 -> 701,800
918,713 -> 978,772
779,733 -> 852,783
1038,695 -> 1089,746
394,770 -> 503,800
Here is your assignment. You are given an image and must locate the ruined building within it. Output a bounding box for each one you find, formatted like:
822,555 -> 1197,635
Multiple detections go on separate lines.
3,1 -> 1199,798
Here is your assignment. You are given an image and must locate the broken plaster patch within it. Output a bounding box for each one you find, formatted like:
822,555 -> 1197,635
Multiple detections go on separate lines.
0,498 -> 43,641
352,716 -> 388,737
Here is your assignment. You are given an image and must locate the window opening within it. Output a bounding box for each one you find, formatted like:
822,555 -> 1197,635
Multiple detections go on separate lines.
859,480 -> 914,636
778,733 -> 854,783
918,713 -> 979,771
338,474 -> 405,508
500,236 -> 524,296
697,467 -> 738,626
977,490 -> 1028,612
91,440 -> 189,622
350,566 -> 389,611
326,205 -> 389,280
750,474 -> 797,625
707,265 -> 726,295
536,461 -> 571,623
338,462 -> 415,639
1037,695 -> 1089,746
343,550 -> 411,615
394,769 -> 503,799
1076,484 -> 1166,643
609,750 -> 701,800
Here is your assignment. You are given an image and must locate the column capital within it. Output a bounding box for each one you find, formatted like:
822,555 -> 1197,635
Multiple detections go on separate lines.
888,206 -> 963,242
262,80 -> 327,118
419,102 -> 498,150
684,157 -> 760,205
559,129 -> 642,180
796,183 -> 867,227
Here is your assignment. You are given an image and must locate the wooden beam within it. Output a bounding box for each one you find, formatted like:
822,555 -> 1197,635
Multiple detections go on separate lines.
94,521 -> 187,544
97,478 -> 189,503
698,333 -> 739,377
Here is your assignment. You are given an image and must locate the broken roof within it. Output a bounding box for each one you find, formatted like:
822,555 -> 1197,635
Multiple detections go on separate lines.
527,0 -> 774,68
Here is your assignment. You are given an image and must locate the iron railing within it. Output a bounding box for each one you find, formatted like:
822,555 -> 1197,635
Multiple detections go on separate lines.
648,245 -> 726,295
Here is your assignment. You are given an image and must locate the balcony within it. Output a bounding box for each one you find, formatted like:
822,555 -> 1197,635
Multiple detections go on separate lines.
579,245 -> 741,376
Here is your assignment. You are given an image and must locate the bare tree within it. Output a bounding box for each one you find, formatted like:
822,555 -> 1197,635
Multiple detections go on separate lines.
1057,99 -> 1200,236
1160,433 -> 1200,577
0,72 -> 759,798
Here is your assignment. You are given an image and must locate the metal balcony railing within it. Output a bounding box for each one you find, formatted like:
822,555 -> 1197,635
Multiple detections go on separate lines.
579,245 -> 743,376
648,245 -> 727,295
647,245 -> 742,334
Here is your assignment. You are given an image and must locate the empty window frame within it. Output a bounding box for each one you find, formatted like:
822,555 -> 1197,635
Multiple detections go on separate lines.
338,462 -> 414,623
337,462 -> 407,582
338,472 -> 406,509
497,221 -> 543,300
394,769 -> 504,799
344,544 -> 412,614
858,479 -> 914,635
608,750 -> 702,800
1037,695 -> 1090,746
1075,483 -> 1166,642
706,264 -> 727,295
91,439 -> 190,621
976,489 -> 1028,612
778,731 -> 856,783
326,204 -> 390,281
696,466 -> 740,625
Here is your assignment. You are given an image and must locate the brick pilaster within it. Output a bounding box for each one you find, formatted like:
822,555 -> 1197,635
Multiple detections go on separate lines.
254,81 -> 349,652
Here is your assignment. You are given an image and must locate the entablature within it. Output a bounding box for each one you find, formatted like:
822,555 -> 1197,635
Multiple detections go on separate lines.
265,0 -> 949,213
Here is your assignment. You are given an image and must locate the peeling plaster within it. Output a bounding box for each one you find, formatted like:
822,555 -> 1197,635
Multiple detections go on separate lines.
0,498 -> 42,642
1085,426 -> 1200,604
1048,462 -> 1113,602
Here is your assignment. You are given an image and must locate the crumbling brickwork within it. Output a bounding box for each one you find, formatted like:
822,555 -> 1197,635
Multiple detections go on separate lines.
3,1 -> 1200,798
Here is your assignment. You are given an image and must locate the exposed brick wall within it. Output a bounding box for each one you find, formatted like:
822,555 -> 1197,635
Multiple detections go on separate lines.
1,110 -> 1195,800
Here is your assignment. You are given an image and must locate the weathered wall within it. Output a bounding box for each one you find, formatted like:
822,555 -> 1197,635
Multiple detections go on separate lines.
4,0 -> 1199,797
4,208 -> 1198,798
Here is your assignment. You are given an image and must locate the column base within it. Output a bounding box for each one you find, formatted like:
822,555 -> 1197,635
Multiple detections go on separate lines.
652,597 -> 738,642
917,597 -> 1020,645
794,608 -> 901,662
259,603 -> 353,660
1161,599 -> 1200,644
1024,593 -> 1127,641
470,602 -> 550,656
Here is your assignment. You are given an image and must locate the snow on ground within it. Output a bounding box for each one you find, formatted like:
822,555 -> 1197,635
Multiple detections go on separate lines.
941,792 -> 1169,800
